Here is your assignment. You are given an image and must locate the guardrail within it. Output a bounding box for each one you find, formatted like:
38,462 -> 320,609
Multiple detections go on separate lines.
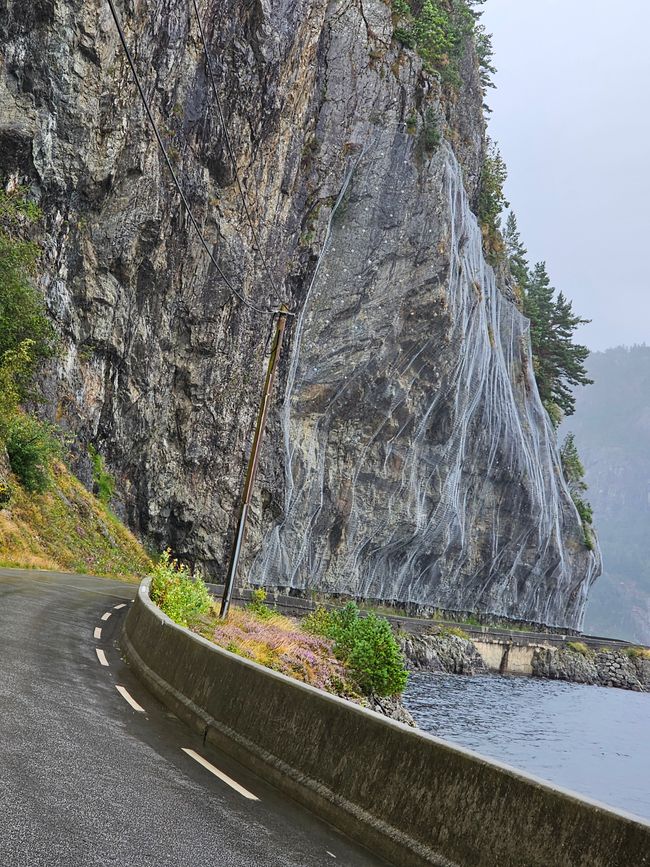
121,578 -> 650,867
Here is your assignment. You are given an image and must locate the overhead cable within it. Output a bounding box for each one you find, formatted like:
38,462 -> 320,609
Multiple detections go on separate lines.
190,0 -> 282,300
105,0 -> 274,315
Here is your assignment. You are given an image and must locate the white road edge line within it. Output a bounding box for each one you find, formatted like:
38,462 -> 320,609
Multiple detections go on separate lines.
93,626 -> 102,639
115,685 -> 145,713
114,603 -> 127,610
101,611 -> 112,621
95,648 -> 109,667
181,748 -> 259,801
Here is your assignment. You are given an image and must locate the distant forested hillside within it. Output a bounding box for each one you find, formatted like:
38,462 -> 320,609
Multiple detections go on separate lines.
562,346 -> 650,642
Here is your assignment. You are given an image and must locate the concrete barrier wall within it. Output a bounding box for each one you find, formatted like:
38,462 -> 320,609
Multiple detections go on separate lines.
122,579 -> 650,867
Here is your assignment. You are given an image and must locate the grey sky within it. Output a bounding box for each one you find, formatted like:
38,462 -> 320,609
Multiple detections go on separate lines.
481,0 -> 650,351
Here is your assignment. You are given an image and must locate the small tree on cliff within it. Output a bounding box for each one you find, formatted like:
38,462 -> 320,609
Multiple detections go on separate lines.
478,140 -> 509,261
503,211 -> 529,295
523,262 -> 592,421
560,433 -> 594,546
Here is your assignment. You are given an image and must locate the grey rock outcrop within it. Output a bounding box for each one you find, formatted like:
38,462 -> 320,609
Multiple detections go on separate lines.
532,647 -> 649,692
400,631 -> 486,676
367,693 -> 417,727
0,0 -> 599,627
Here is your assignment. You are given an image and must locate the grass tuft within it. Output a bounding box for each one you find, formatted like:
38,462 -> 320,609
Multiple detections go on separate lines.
0,460 -> 151,579
624,646 -> 650,660
566,640 -> 591,657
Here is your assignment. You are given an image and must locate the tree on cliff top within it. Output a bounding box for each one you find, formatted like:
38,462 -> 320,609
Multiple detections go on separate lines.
503,213 -> 592,422
524,262 -> 592,420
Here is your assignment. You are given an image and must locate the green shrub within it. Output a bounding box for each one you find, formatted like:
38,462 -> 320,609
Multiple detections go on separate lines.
478,139 -> 509,260
88,444 -> 115,505
303,605 -> 335,636
413,0 -> 457,78
422,108 -> 441,152
5,413 -> 60,493
150,549 -> 212,627
0,186 -> 43,226
438,626 -> 469,640
391,0 -> 411,15
0,189 -> 57,437
573,498 -> 593,527
625,646 -> 650,660
391,0 -> 490,91
566,640 -> 591,657
0,231 -> 55,375
0,188 -> 59,494
393,26 -> 416,48
303,603 -> 408,697
247,587 -> 274,620
0,340 -> 36,436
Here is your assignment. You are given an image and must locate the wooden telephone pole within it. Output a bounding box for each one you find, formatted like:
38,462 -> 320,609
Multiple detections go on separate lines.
220,306 -> 289,618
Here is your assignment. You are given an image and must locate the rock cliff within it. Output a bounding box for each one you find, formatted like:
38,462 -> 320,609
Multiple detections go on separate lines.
0,0 -> 600,627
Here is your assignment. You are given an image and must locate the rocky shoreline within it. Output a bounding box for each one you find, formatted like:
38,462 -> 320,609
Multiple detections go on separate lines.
398,631 -> 650,693
400,631 -> 487,677
532,645 -> 650,692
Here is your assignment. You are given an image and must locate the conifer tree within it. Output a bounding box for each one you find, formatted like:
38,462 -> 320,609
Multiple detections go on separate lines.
522,262 -> 592,420
503,212 -> 529,291
560,433 -> 594,541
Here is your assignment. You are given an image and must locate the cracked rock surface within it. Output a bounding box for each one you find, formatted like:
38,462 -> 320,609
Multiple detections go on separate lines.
0,0 -> 599,627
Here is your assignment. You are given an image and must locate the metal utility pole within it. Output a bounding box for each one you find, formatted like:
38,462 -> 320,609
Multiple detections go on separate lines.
220,306 -> 289,618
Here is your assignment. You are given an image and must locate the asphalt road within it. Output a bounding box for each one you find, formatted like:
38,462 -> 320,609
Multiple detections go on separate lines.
0,568 -> 384,867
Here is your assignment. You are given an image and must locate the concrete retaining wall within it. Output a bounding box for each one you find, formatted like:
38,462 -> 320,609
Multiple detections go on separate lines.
122,579 -> 650,867
472,639 -> 542,675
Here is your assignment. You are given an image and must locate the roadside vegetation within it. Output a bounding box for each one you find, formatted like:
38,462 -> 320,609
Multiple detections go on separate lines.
624,646 -> 650,661
0,460 -> 151,577
150,562 -> 409,700
0,187 -> 59,493
0,184 -> 150,577
565,640 -> 592,657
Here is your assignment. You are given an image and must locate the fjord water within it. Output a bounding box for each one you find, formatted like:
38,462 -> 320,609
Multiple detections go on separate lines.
404,673 -> 650,820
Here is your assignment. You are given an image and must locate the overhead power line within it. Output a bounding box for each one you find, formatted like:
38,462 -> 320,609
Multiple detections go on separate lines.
105,0 -> 276,316
190,0 -> 281,299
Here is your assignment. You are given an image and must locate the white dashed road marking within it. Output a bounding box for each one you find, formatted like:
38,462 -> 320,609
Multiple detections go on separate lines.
114,603 -> 126,610
101,611 -> 112,621
181,748 -> 259,801
115,685 -> 145,713
95,648 -> 109,667
93,626 -> 102,639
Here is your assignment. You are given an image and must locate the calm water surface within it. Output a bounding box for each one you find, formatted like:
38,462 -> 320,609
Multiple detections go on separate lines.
404,672 -> 650,820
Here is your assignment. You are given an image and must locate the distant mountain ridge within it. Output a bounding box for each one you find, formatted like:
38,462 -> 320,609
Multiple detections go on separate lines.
562,345 -> 650,642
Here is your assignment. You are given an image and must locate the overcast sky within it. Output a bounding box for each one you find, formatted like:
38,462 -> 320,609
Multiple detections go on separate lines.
481,0 -> 649,351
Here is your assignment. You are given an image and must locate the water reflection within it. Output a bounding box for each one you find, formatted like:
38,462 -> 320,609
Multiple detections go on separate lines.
404,672 -> 650,820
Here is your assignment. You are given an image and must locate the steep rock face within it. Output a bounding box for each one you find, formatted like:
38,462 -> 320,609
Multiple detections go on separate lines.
0,0 -> 599,626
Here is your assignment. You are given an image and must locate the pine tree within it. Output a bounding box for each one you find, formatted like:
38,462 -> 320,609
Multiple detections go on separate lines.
522,262 -> 592,421
503,212 -> 529,292
559,433 -> 588,498
560,433 -> 594,544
